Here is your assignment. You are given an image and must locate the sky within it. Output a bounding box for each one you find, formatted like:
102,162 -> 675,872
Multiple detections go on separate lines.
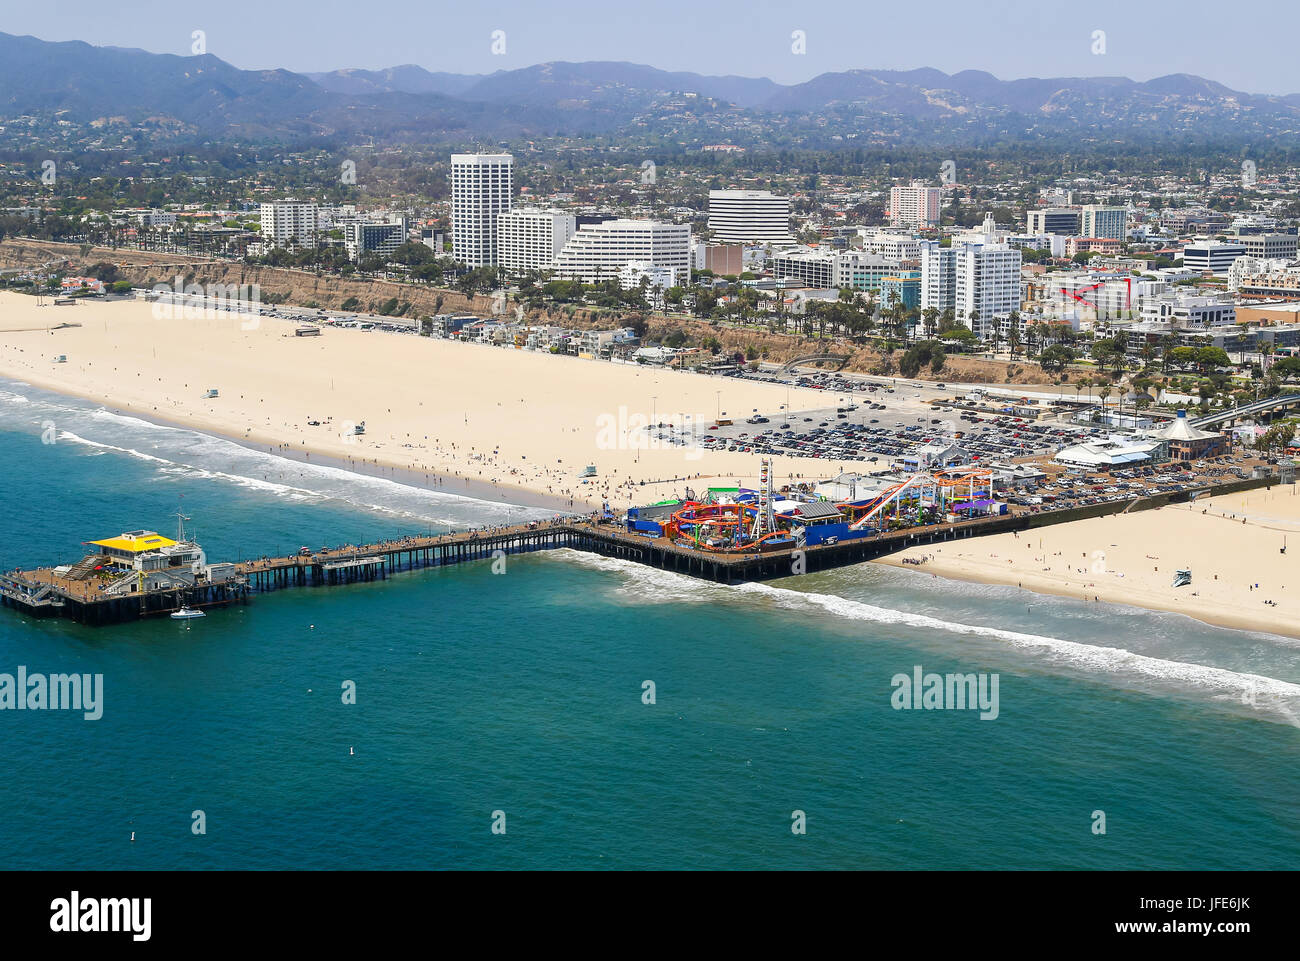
6,0 -> 1299,95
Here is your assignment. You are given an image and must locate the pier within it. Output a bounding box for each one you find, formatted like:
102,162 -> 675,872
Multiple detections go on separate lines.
0,472 -> 1281,626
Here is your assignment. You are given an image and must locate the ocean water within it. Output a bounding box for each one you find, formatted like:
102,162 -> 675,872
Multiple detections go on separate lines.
1,378 -> 1298,870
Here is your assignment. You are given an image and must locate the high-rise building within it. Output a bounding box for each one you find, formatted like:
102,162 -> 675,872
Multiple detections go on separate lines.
1081,205 -> 1128,241
919,241 -> 957,315
1026,207 -> 1082,236
889,182 -> 943,229
955,241 -> 1021,338
260,202 -> 318,249
451,153 -> 514,267
552,219 -> 691,284
920,238 -> 1021,338
497,208 -> 577,274
708,190 -> 793,244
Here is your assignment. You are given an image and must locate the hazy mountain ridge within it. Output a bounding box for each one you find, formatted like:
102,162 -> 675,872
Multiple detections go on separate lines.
4,32 -> 1299,146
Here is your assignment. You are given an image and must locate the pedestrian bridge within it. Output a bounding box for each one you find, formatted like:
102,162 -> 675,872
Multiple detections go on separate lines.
1191,393 -> 1300,429
778,353 -> 852,374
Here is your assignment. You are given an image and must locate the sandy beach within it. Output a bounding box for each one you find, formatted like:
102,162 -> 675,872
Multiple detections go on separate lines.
878,484 -> 1300,637
0,292 -> 852,512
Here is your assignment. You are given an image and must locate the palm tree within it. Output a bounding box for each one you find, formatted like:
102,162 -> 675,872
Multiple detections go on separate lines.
922,306 -> 940,340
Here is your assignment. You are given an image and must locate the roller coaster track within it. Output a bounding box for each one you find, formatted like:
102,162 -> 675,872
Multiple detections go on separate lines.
846,467 -> 993,531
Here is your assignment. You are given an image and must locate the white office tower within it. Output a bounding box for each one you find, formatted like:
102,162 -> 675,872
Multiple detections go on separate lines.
708,190 -> 794,244
498,208 -> 577,273
1081,205 -> 1128,241
919,241 -> 957,314
451,153 -> 514,266
553,219 -> 692,284
889,182 -> 942,229
954,241 -> 1022,338
260,202 -> 319,248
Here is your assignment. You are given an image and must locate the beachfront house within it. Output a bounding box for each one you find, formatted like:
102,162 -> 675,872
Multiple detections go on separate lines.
633,346 -> 677,365
597,327 -> 640,359
573,329 -> 615,358
486,323 -> 521,346
523,325 -> 570,351
430,314 -> 476,338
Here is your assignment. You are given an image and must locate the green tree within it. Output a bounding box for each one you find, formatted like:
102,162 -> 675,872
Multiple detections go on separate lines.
1039,344 -> 1076,373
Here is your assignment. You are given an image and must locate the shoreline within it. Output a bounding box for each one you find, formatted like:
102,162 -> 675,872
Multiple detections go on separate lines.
873,552 -> 1294,639
874,487 -> 1300,640
0,293 -> 843,514
0,372 -> 583,518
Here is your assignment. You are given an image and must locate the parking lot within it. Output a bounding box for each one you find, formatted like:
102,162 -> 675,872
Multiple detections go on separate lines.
1003,457 -> 1258,516
657,369 -> 1114,468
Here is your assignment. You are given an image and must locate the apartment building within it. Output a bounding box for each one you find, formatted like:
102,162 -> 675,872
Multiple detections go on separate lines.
768,246 -> 837,288
889,182 -> 942,229
260,201 -> 318,249
954,241 -> 1022,338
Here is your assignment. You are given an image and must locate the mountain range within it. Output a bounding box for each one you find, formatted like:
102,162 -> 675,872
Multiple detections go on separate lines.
4,31 -> 1300,147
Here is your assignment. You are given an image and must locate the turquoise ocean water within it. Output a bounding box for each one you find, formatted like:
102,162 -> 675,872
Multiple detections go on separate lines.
1,378 -> 1298,870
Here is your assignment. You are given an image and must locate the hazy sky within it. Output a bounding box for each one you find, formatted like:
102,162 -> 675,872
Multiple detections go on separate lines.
10,0 -> 1299,94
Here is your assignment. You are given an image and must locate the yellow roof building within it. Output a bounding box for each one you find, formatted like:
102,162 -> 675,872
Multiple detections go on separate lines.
88,531 -> 178,554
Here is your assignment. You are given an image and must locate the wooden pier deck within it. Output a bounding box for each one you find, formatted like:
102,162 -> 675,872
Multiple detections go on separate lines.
0,472 -> 1281,626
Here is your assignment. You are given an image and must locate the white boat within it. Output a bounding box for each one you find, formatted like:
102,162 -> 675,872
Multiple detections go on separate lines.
170,606 -> 206,620
1172,569 -> 1192,588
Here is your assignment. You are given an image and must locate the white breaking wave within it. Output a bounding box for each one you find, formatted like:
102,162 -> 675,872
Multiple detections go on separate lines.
60,431 -> 175,467
0,377 -> 551,526
562,550 -> 1300,724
